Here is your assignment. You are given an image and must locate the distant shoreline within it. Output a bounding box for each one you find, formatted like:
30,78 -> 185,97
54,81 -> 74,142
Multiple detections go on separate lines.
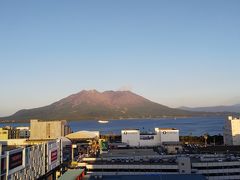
0,115 -> 226,124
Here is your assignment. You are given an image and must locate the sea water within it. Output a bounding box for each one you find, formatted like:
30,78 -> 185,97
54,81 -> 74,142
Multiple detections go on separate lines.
0,117 -> 225,136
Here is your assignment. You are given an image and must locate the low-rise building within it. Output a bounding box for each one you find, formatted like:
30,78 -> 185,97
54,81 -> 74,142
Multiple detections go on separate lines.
224,116 -> 240,145
155,128 -> 179,142
0,127 -> 19,140
16,127 -> 30,139
121,127 -> 179,147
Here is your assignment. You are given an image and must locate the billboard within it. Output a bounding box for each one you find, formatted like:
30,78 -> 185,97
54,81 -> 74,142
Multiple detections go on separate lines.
47,141 -> 60,171
9,151 -> 23,170
51,149 -> 58,163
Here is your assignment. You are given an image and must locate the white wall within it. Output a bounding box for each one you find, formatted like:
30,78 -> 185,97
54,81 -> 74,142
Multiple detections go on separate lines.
121,130 -> 140,147
224,116 -> 240,145
231,120 -> 240,145
122,128 -> 179,147
159,130 -> 179,143
139,135 -> 160,147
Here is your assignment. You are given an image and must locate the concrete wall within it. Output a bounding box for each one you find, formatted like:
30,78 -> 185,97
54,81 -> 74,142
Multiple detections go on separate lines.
0,128 -> 9,140
30,119 -> 70,140
232,119 -> 240,145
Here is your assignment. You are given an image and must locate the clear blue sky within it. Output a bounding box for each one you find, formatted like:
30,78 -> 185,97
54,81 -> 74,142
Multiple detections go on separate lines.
1,0 -> 240,116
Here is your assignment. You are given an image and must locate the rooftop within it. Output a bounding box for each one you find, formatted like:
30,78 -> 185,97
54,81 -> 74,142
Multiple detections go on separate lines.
155,128 -> 178,130
228,116 -> 240,121
100,149 -> 159,158
58,169 -> 84,180
121,129 -> 139,131
66,131 -> 99,140
83,174 -> 207,180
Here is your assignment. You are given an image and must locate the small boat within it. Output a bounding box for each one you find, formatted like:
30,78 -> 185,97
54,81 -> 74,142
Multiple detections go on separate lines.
98,120 -> 109,124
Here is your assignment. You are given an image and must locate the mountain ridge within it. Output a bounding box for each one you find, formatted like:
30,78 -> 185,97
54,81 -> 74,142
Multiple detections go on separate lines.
0,90 -> 234,122
179,104 -> 240,113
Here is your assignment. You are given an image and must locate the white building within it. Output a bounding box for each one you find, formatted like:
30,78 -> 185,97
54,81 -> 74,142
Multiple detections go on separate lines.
155,128 -> 179,143
121,128 -> 179,147
224,116 -> 240,145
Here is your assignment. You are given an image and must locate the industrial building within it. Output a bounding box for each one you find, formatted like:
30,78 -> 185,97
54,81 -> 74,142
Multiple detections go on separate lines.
30,119 -> 72,140
224,116 -> 240,145
121,127 -> 179,147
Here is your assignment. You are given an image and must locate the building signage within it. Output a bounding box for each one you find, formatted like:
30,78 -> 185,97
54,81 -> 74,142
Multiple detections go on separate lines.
123,131 -> 138,135
51,149 -> 58,163
162,131 -> 177,134
140,135 -> 154,140
9,151 -> 23,170
47,141 -> 60,172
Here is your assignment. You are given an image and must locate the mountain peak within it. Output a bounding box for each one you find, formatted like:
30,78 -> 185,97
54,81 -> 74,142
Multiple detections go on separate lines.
1,90 -> 200,121
79,89 -> 99,94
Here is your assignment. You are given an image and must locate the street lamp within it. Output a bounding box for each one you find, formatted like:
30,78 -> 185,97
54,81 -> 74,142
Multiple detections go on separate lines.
204,134 -> 208,147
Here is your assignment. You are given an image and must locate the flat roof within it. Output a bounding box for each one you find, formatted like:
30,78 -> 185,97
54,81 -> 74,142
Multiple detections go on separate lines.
156,128 -> 178,130
58,169 -> 84,180
198,145 -> 240,154
101,149 -> 159,158
122,129 -> 139,131
140,133 -> 156,135
84,174 -> 207,180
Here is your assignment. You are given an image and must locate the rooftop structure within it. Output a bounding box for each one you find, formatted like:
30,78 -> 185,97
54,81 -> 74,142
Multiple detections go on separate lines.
66,131 -> 99,140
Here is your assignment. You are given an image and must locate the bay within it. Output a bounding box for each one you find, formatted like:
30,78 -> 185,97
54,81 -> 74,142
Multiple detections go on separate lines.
0,117 -> 225,136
